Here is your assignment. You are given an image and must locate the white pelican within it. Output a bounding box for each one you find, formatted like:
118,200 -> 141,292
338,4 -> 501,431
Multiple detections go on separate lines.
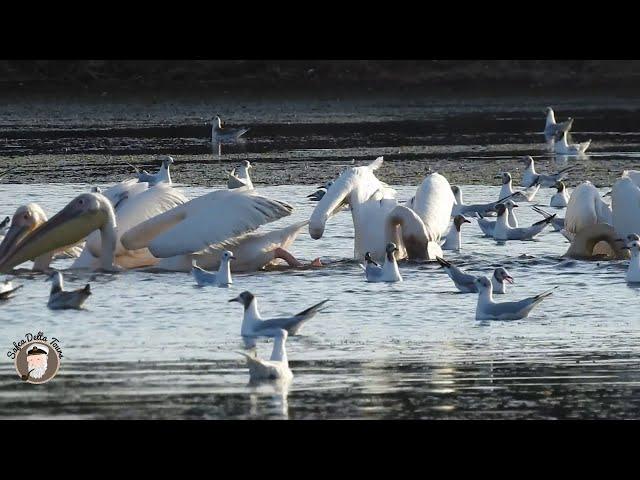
554,131 -> 591,155
238,329 -> 293,382
212,115 -> 250,143
47,271 -> 91,310
359,243 -> 402,283
441,215 -> 470,251
562,181 -> 612,241
0,203 -> 84,272
522,156 -> 574,188
310,156 -> 454,262
550,181 -> 569,208
191,251 -> 235,287
229,291 -> 329,348
228,160 -> 254,190
436,257 -> 513,294
475,276 -> 555,321
130,156 -> 174,186
544,107 -> 573,138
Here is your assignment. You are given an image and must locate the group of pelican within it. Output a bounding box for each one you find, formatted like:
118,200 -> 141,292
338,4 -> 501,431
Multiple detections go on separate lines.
1,107 -> 639,382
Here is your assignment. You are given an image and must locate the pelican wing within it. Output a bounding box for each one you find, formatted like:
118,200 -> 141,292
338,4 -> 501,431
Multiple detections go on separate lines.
612,177 -> 640,238
122,189 -> 293,258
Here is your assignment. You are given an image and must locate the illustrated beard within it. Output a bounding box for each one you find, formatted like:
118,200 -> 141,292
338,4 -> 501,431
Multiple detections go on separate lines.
28,363 -> 48,379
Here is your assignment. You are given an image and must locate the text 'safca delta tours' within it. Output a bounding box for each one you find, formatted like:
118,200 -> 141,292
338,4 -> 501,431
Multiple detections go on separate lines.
8,332 -> 63,384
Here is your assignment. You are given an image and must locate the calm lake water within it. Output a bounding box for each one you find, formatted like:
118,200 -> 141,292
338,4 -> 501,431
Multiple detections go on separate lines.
1,96 -> 639,419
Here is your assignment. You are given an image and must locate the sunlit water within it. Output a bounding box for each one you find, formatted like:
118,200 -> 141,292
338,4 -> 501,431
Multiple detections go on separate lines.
1,182 -> 639,419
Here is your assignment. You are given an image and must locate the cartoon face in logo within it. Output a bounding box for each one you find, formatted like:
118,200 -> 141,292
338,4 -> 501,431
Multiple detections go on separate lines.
15,341 -> 60,384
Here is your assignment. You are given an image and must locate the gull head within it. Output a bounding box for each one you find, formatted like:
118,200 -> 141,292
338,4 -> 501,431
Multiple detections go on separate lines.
523,156 -> 534,168
221,250 -> 237,262
493,267 -> 514,285
453,215 -> 471,230
161,156 -> 174,167
505,199 -> 518,210
229,291 -> 255,309
385,242 -> 399,261
555,181 -> 566,192
242,160 -> 252,170
0,216 -> 9,229
499,172 -> 512,185
474,276 -> 492,292
495,203 -> 507,218
622,240 -> 640,254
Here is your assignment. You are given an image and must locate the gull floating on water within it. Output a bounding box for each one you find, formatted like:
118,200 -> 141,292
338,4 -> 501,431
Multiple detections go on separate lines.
211,115 -> 250,143
441,215 -> 470,251
493,203 -> 554,241
436,257 -> 513,294
550,181 -> 569,208
554,131 -> 591,155
47,271 -> 91,310
228,161 -> 254,190
544,107 -> 574,139
622,238 -> 640,283
522,156 -> 575,188
238,329 -> 293,382
474,276 -> 555,320
229,291 -> 329,348
359,243 -> 403,283
129,156 -> 174,186
0,278 -> 23,300
192,251 -> 235,287
477,200 -> 519,236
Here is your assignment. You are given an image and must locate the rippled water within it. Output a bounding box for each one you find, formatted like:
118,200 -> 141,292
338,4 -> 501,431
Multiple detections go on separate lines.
1,181 -> 640,419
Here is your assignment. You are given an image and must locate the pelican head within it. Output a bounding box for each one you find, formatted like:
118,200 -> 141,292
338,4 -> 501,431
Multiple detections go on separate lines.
493,267 -> 514,285
0,204 -> 48,266
0,193 -> 115,273
229,290 -> 255,309
309,158 -> 385,240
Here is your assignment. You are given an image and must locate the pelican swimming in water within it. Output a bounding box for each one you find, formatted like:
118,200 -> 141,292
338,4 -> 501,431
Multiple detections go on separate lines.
310,156 -> 454,262
561,181 -> 613,248
550,181 -> 570,208
211,115 -> 250,143
474,276 -> 555,320
436,257 -> 514,294
544,107 -> 574,139
477,200 -> 519,236
359,243 -> 403,283
228,160 -> 254,190
238,329 -> 293,382
129,156 -> 174,186
554,130 -> 591,155
191,250 -> 235,287
0,203 -> 85,272
441,215 -> 470,251
46,271 -> 91,310
521,156 -> 574,188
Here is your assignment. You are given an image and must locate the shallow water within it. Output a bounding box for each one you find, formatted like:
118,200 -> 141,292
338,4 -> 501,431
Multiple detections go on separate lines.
1,181 -> 639,419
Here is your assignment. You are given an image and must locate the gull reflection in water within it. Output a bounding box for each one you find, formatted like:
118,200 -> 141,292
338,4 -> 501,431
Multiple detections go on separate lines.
247,377 -> 292,419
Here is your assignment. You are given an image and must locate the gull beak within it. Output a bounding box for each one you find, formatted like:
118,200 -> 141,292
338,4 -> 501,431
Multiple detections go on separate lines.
229,295 -> 241,303
462,217 -> 471,224
504,275 -> 514,284
230,255 -> 237,260
0,202 -> 106,273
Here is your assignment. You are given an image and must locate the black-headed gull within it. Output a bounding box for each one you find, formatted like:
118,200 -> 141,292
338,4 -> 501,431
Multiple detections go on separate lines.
451,185 -> 501,217
531,206 -> 565,231
622,238 -> 640,283
0,278 -> 23,300
554,131 -> 591,155
46,271 -> 91,310
522,156 -> 574,188
493,204 -> 554,241
130,156 -> 173,186
360,243 -> 402,282
436,257 -> 513,294
495,172 -> 540,203
229,291 -> 329,348
550,181 -> 569,208
211,115 -> 250,143
238,328 -> 293,382
477,200 -> 519,236
191,251 -> 235,286
228,161 -> 254,190
474,276 -> 555,320
441,215 -> 470,251
544,107 -> 574,138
